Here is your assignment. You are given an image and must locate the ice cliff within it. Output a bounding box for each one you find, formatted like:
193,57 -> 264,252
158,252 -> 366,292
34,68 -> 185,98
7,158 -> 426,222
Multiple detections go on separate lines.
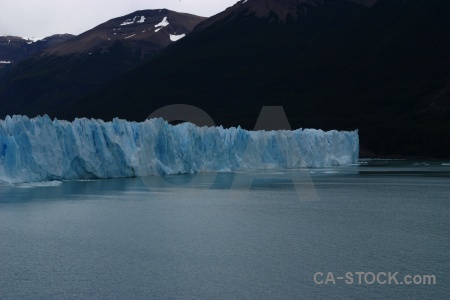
0,115 -> 359,183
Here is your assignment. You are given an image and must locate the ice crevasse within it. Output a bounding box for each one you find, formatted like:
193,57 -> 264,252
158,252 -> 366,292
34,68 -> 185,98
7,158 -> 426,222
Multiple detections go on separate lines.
0,115 -> 359,183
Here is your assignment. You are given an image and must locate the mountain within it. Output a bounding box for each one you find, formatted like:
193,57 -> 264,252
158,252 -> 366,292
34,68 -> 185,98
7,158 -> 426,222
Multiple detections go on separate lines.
0,34 -> 74,74
59,0 -> 375,121
61,0 -> 448,158
0,9 -> 205,116
43,9 -> 204,56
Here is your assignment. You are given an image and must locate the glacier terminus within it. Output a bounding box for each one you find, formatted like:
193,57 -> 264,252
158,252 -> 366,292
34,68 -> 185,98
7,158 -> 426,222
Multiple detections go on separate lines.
0,115 -> 359,183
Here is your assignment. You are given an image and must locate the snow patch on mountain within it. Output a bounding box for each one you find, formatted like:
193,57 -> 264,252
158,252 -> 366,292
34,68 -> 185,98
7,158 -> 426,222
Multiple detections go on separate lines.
155,17 -> 169,29
120,16 -> 138,26
170,34 -> 186,42
22,37 -> 44,43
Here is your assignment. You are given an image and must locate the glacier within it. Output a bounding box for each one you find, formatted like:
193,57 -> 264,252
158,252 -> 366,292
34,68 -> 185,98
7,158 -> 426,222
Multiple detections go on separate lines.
0,115 -> 359,183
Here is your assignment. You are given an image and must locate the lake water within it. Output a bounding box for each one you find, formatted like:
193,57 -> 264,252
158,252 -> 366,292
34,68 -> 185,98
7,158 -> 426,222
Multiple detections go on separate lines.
1,160 -> 449,299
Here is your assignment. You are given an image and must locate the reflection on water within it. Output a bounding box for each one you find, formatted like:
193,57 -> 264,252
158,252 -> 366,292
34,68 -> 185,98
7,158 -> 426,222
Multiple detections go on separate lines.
0,160 -> 449,299
2,160 -> 449,202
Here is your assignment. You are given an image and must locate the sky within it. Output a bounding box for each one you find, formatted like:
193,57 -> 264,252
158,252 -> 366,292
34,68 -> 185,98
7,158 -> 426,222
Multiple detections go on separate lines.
0,0 -> 239,38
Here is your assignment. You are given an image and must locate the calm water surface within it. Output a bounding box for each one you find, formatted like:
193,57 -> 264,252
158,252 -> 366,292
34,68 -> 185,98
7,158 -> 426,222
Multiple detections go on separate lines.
0,160 -> 449,299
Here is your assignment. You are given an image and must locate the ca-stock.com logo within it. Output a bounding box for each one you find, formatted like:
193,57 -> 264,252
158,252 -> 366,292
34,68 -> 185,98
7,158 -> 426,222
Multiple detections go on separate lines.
139,104 -> 319,201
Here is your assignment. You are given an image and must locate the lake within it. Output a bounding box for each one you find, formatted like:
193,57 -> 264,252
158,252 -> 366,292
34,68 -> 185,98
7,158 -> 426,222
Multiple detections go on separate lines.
0,160 -> 449,299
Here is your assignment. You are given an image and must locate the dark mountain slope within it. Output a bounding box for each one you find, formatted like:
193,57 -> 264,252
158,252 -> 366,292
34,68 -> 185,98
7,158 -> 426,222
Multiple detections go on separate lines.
70,0 -> 449,158
275,0 -> 450,156
68,0 -> 370,120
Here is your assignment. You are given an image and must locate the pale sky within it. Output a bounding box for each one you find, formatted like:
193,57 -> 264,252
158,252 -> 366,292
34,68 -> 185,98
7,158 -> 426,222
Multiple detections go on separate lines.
0,0 -> 239,38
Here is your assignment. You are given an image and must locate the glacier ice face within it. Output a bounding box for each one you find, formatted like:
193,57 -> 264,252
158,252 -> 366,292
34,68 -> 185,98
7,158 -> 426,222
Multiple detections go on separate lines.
0,115 -> 359,183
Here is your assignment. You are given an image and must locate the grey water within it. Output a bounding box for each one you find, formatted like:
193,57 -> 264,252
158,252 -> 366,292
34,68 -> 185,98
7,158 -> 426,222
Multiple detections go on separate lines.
0,160 -> 449,299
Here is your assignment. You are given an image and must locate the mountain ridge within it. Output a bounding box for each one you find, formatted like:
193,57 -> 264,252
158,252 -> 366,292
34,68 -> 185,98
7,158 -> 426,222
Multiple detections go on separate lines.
44,9 -> 205,57
195,0 -> 377,31
0,33 -> 74,69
